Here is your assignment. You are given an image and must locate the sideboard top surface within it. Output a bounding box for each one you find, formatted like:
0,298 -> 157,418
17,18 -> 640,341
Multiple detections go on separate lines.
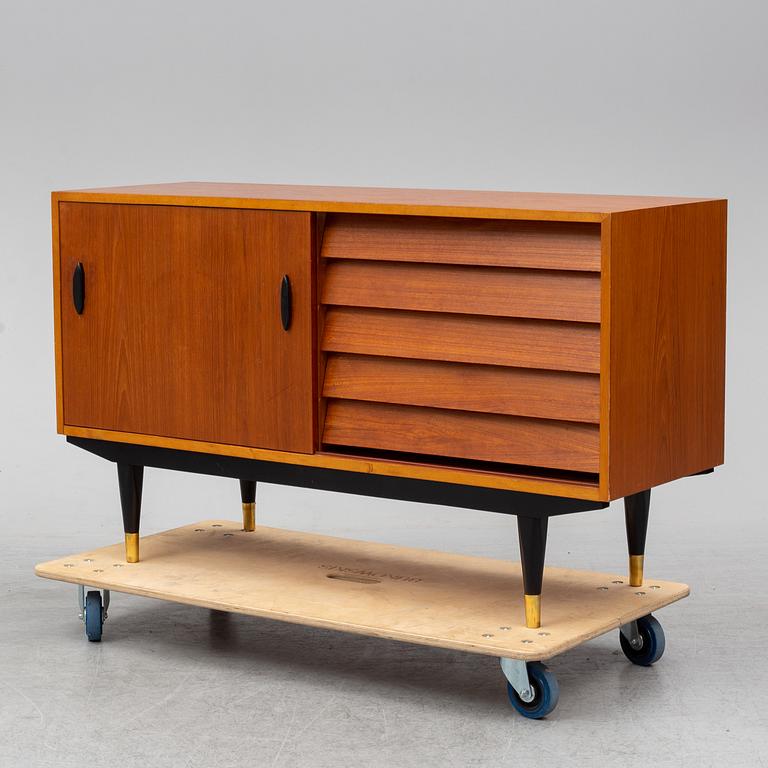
54,182 -> 721,222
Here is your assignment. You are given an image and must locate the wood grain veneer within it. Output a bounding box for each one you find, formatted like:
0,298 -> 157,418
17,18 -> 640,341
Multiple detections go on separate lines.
323,354 -> 600,423
323,400 -> 600,473
59,203 -> 315,452
322,260 -> 600,322
322,307 -> 600,373
322,214 -> 601,270
56,183 -> 715,223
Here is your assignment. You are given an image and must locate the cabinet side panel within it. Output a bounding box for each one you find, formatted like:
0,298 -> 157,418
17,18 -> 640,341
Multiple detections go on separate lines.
608,201 -> 727,497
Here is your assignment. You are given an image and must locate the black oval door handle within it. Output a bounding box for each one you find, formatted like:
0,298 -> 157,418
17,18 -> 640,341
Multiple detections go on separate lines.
72,262 -> 85,314
280,275 -> 292,331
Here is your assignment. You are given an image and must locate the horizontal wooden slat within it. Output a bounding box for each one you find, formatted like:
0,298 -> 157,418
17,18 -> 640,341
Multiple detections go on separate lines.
323,354 -> 600,423
322,260 -> 600,323
322,308 -> 600,373
322,214 -> 601,271
323,400 -> 600,473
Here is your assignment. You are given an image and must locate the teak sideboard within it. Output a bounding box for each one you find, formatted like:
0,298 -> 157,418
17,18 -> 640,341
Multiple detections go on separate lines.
49,183 -> 726,639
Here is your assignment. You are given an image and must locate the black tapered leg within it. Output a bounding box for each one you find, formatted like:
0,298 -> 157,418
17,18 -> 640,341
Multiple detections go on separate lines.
117,463 -> 144,563
624,489 -> 650,587
517,515 -> 549,628
240,479 -> 256,531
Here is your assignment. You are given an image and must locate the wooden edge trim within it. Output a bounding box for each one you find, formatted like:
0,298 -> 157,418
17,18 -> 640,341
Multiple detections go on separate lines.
599,215 -> 611,498
51,192 -> 608,223
309,213 -> 319,449
61,425 -> 606,501
51,193 -> 64,433
315,212 -> 329,450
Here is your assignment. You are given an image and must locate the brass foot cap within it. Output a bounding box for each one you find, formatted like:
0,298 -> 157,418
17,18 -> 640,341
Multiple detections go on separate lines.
524,594 -> 541,629
629,554 -> 644,587
125,532 -> 139,563
242,502 -> 256,532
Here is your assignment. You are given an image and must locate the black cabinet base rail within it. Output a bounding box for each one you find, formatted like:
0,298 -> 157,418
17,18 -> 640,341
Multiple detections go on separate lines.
68,437 -> 608,518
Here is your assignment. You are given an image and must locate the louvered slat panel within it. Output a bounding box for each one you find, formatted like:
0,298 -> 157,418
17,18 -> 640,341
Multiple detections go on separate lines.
319,213 -> 602,477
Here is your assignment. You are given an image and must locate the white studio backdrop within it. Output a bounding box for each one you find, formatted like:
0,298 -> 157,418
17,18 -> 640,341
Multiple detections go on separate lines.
0,0 -> 766,573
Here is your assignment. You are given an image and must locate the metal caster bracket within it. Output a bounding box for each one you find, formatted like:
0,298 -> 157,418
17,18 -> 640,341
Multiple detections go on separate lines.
620,620 -> 642,650
500,657 -> 535,703
77,584 -> 110,622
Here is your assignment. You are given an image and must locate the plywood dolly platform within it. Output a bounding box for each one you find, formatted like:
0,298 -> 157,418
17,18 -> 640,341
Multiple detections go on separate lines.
42,183 -> 725,719
37,516 -> 686,720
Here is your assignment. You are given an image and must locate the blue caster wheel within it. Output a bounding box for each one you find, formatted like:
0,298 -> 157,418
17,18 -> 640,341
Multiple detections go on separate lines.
506,661 -> 560,719
84,590 -> 103,642
620,614 -> 665,666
